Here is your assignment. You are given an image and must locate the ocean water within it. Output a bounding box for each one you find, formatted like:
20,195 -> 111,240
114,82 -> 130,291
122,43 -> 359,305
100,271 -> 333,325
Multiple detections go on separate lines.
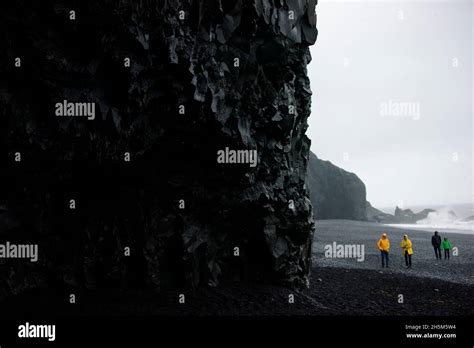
383,203 -> 474,235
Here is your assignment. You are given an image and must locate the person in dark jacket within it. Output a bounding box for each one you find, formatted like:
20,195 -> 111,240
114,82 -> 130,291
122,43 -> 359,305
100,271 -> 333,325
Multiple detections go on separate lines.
431,231 -> 442,260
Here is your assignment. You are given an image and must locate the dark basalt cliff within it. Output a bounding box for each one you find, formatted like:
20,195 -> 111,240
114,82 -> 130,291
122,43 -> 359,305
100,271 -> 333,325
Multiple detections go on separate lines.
366,201 -> 392,222
307,153 -> 438,224
308,152 -> 367,221
0,0 -> 318,300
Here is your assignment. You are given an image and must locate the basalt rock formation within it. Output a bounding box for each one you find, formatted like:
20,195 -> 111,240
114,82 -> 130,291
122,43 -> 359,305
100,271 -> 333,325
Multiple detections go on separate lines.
307,152 -> 367,221
366,201 -> 393,222
306,152 -> 439,224
369,206 -> 436,224
0,0 -> 318,302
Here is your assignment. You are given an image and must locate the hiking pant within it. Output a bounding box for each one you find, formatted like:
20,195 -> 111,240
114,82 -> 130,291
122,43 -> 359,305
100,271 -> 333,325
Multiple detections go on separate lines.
381,250 -> 389,267
444,249 -> 450,260
433,246 -> 441,259
404,251 -> 412,267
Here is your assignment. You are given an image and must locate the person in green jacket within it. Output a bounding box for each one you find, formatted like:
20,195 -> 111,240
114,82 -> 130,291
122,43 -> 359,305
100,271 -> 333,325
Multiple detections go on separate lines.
441,237 -> 453,260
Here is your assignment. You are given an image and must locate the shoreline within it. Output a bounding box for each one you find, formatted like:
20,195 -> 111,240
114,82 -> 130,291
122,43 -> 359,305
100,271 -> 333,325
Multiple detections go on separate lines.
313,219 -> 474,285
383,223 -> 473,235
0,219 -> 472,317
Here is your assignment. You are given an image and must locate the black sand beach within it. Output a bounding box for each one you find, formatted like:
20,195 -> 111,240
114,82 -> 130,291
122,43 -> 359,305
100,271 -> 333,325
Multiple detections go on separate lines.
1,267 -> 473,317
1,221 -> 473,317
313,220 -> 474,285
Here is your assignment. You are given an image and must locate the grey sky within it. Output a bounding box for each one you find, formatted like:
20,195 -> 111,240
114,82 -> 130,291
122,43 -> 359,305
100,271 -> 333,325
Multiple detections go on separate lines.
307,0 -> 473,209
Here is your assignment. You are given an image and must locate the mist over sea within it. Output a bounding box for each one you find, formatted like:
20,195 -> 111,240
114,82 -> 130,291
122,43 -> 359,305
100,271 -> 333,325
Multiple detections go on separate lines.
382,203 -> 474,235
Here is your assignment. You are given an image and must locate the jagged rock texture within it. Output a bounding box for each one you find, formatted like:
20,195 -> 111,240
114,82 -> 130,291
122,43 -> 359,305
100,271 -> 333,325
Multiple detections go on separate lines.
0,0 -> 318,299
367,206 -> 436,224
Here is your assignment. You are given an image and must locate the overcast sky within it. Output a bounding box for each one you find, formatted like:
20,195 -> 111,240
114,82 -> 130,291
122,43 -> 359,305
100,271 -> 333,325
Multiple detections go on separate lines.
307,0 -> 473,210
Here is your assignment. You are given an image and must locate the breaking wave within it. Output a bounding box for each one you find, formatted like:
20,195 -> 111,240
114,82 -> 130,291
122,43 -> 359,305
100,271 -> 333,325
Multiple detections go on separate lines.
386,206 -> 474,234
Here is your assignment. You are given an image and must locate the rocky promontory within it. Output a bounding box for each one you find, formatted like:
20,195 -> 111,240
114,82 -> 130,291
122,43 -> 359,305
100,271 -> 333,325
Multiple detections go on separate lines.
307,152 -> 367,221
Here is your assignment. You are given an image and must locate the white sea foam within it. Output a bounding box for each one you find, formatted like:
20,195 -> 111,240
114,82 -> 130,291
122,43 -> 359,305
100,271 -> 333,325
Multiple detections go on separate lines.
385,205 -> 474,235
385,223 -> 473,235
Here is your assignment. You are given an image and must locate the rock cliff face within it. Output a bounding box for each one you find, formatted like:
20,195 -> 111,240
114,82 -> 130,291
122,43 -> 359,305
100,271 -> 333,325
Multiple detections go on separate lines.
306,153 -> 440,224
307,152 -> 367,221
366,201 -> 392,222
0,0 -> 318,300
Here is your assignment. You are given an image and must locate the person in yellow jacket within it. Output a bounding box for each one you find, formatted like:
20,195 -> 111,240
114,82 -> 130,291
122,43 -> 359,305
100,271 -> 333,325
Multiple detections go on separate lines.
400,234 -> 413,268
377,232 -> 390,268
